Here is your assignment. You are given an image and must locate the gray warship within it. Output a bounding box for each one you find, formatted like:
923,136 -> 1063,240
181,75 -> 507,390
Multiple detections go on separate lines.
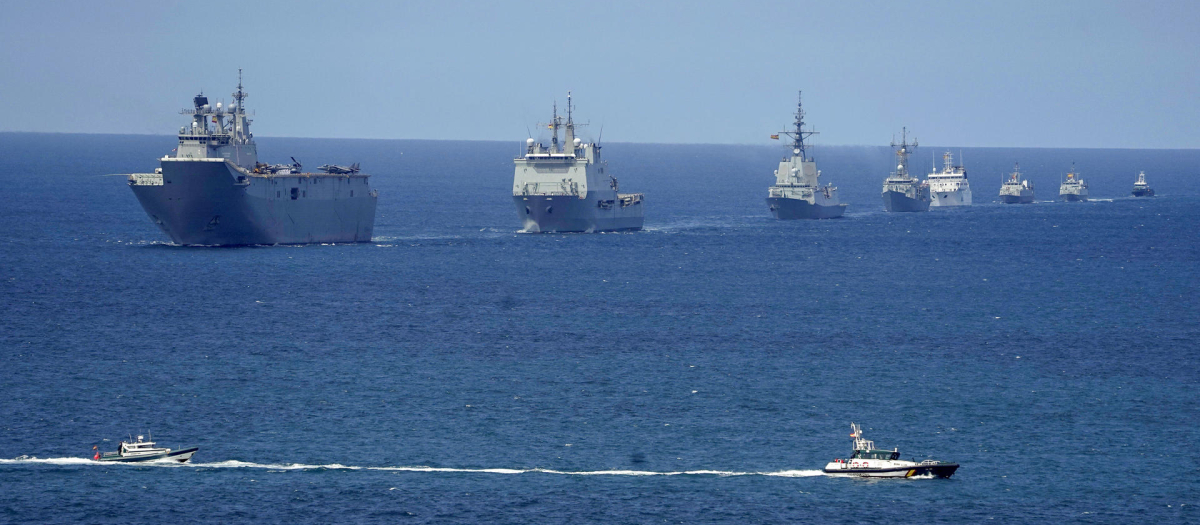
881,128 -> 929,212
513,93 -> 643,233
1058,163 -> 1089,202
127,71 -> 378,245
766,92 -> 846,219
999,163 -> 1034,203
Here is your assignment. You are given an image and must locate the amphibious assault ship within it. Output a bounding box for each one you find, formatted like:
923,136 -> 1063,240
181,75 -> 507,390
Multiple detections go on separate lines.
1058,163 -> 1089,202
766,92 -> 846,219
513,93 -> 643,233
927,151 -> 972,207
127,71 -> 378,245
1131,171 -> 1154,197
881,128 -> 929,212
999,163 -> 1035,204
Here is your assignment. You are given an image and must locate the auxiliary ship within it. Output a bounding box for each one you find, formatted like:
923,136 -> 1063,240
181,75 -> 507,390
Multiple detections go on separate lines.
927,151 -> 972,207
766,92 -> 846,219
1058,163 -> 1089,202
513,93 -> 644,232
127,70 -> 378,245
1131,171 -> 1154,197
998,163 -> 1035,204
881,128 -> 929,212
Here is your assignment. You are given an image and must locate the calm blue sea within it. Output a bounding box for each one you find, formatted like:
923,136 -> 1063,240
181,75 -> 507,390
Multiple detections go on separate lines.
1,132 -> 1197,523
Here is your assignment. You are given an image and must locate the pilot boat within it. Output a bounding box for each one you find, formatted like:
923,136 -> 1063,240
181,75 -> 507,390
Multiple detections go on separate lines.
94,434 -> 199,463
822,423 -> 958,478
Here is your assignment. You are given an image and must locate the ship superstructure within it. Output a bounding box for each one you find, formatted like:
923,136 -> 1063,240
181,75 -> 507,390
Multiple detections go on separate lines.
999,162 -> 1034,204
927,151 -> 972,207
513,93 -> 643,232
766,92 -> 846,219
1131,171 -> 1154,197
881,128 -> 929,212
127,70 -> 378,245
1058,163 -> 1089,202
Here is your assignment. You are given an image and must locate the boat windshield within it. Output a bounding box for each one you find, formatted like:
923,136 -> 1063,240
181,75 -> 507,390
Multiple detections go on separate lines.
851,450 -> 899,460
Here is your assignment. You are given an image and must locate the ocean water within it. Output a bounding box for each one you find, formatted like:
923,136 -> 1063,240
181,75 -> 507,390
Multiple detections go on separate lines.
0,132 -> 1197,523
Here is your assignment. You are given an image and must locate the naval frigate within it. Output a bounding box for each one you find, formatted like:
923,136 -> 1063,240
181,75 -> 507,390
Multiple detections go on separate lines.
127,70 -> 378,245
927,151 -> 972,207
766,92 -> 846,219
998,163 -> 1034,204
1058,163 -> 1089,202
881,128 -> 929,212
513,93 -> 643,233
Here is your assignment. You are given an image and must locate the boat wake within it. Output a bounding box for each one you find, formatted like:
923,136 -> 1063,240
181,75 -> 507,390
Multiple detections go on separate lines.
0,457 -> 825,477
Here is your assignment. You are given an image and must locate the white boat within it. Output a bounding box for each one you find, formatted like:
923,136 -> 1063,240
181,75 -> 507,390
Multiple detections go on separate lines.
822,423 -> 958,478
94,434 -> 198,463
927,151 -> 972,207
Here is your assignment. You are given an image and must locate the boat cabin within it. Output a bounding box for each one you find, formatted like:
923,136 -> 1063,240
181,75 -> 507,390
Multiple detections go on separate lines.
851,449 -> 900,460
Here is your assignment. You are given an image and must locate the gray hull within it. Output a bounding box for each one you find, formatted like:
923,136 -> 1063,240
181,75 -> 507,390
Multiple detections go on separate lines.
1060,194 -> 1087,202
1000,194 -> 1034,204
130,160 -> 377,245
767,197 -> 846,220
882,191 -> 930,212
514,195 -> 644,233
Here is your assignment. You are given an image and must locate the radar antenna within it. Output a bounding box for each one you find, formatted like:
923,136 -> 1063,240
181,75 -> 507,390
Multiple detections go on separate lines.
774,91 -> 818,161
891,127 -> 917,178
232,68 -> 248,113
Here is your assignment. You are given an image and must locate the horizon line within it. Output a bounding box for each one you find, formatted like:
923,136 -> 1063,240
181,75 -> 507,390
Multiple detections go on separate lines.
1,130 -> 1195,151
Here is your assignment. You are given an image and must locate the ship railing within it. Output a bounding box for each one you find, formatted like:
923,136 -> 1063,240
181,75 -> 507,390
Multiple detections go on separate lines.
128,173 -> 164,186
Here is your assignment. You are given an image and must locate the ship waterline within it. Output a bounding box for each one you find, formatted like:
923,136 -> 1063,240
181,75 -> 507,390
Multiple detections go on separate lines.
130,159 -> 377,245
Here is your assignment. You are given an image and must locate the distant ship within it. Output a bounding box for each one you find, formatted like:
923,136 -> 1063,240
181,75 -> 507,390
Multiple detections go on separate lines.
766,92 -> 846,219
998,163 -> 1034,204
1059,163 -> 1089,202
1131,171 -> 1155,197
822,423 -> 959,479
927,151 -> 972,207
94,434 -> 197,463
127,70 -> 378,245
881,128 -> 929,212
513,93 -> 643,233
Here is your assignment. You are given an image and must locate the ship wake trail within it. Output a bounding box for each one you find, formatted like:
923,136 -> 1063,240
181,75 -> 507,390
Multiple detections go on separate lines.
1,457 -> 826,477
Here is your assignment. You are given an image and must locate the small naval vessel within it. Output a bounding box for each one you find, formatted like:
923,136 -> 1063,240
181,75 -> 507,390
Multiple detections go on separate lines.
94,434 -> 198,463
127,70 -> 378,245
823,423 -> 958,479
1058,163 -> 1089,202
881,128 -> 930,212
998,163 -> 1035,204
927,151 -> 972,207
513,93 -> 643,232
1131,171 -> 1155,197
766,92 -> 846,219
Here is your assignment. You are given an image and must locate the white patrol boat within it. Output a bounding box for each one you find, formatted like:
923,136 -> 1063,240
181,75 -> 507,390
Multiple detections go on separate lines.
822,423 -> 958,478
94,434 -> 198,463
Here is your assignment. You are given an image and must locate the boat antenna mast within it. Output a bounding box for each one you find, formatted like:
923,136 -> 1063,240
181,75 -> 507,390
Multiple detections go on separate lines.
541,100 -> 563,153
231,68 -> 249,143
891,127 -> 917,178
777,91 -> 818,161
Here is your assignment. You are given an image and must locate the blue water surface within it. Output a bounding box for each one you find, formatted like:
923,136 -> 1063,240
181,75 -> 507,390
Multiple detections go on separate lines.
0,133 -> 1197,523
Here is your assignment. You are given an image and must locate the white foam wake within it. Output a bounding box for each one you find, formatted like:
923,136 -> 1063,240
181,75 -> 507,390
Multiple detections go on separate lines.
1,457 -> 825,477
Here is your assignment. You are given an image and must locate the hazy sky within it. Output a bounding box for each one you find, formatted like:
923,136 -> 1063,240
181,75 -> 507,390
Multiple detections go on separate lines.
1,0 -> 1196,148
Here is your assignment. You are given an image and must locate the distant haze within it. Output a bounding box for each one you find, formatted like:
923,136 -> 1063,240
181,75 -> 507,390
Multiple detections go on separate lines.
1,0 -> 1196,148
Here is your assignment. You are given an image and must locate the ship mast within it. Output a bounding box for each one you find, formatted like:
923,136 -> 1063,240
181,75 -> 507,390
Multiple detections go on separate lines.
778,91 -> 818,161
891,127 -> 917,179
231,68 -> 249,143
